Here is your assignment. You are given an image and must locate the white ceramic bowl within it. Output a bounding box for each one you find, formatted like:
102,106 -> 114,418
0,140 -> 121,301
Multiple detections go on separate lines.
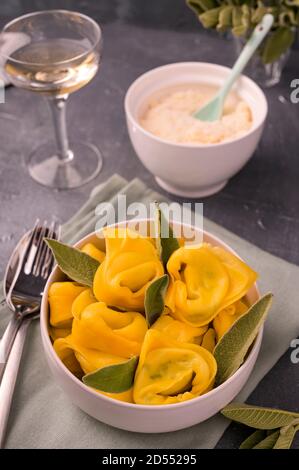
125,62 -> 268,198
40,221 -> 261,433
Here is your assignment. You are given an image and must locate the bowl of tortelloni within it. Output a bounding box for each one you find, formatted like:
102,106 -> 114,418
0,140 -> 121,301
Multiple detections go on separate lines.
40,218 -> 264,433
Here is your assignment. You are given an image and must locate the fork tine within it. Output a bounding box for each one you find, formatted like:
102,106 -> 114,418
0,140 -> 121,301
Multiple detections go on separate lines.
32,222 -> 48,277
6,224 -> 36,307
32,221 -> 48,277
21,219 -> 59,280
36,223 -> 53,278
40,221 -> 55,279
41,220 -> 60,279
23,220 -> 41,275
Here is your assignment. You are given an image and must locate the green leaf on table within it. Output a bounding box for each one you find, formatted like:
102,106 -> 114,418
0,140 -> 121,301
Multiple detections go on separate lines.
145,274 -> 169,327
273,424 -> 299,449
45,238 -> 100,288
82,356 -> 139,393
214,293 -> 273,386
253,430 -> 280,449
222,403 -> 299,430
154,204 -> 180,266
239,429 -> 266,449
262,27 -> 295,64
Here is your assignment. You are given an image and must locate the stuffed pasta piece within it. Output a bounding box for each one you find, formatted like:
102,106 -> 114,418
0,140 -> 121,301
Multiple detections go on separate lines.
54,301 -> 148,402
93,227 -> 164,310
133,330 -> 217,405
166,243 -> 257,327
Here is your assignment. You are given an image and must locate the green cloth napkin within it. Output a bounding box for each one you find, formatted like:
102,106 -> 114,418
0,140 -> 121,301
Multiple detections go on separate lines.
1,174 -> 298,449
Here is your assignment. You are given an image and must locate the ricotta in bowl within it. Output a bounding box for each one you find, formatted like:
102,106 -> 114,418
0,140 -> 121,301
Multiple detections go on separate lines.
140,84 -> 252,145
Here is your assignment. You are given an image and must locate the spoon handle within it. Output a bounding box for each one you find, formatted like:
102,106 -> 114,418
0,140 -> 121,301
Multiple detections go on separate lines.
0,317 -> 31,448
221,14 -> 274,99
0,314 -> 22,382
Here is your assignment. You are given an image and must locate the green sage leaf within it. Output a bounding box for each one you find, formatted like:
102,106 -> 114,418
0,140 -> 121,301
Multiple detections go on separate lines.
253,430 -> 280,449
278,10 -> 297,28
45,238 -> 100,288
145,274 -> 169,327
261,27 -> 295,64
252,6 -> 268,25
240,429 -> 266,449
199,7 -> 222,28
285,0 -> 299,7
82,356 -> 139,393
214,293 -> 273,385
232,6 -> 247,36
274,424 -> 299,449
222,403 -> 299,430
216,6 -> 233,32
154,202 -> 162,260
241,4 -> 251,32
158,206 -> 180,266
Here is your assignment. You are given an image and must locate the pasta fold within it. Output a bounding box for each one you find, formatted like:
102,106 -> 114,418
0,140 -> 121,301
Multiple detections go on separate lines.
93,228 -> 164,310
49,282 -> 86,327
133,330 -> 217,405
166,244 -> 256,326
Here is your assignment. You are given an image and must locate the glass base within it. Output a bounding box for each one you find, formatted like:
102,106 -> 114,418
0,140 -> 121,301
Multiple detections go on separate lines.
28,141 -> 103,189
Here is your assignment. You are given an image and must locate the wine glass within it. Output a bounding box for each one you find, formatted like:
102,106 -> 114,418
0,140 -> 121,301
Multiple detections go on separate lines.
0,10 -> 103,189
0,43 -> 17,127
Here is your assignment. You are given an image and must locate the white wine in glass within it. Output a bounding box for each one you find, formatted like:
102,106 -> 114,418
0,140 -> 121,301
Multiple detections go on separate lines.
5,39 -> 99,95
0,10 -> 103,189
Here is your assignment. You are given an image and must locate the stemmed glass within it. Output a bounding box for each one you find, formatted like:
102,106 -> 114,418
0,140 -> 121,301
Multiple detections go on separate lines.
0,41 -> 18,133
0,10 -> 103,189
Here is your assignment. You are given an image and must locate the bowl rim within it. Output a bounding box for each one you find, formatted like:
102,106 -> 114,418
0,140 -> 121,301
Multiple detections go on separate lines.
40,222 -> 262,410
124,61 -> 268,150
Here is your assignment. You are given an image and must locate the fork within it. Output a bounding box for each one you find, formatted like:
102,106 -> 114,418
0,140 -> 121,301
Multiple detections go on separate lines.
0,220 -> 58,380
0,220 -> 59,447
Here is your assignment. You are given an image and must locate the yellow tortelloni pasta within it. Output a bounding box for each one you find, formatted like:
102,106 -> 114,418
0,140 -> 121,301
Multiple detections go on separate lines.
81,243 -> 105,263
71,288 -> 96,319
48,282 -> 87,327
54,302 -> 148,403
201,328 -> 216,353
54,338 -> 133,402
213,299 -> 248,341
93,227 -> 164,310
133,330 -> 217,405
165,244 -> 257,327
49,326 -> 71,342
152,315 -> 207,344
49,285 -> 96,341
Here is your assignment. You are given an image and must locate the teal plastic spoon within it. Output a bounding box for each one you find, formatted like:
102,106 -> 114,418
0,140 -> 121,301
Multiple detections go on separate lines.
193,14 -> 274,122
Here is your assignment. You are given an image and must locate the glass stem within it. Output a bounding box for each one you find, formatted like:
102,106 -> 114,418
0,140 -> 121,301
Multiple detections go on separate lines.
47,96 -> 73,162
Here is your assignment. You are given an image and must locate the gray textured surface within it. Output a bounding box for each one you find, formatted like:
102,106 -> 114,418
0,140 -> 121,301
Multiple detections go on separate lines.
0,0 -> 298,449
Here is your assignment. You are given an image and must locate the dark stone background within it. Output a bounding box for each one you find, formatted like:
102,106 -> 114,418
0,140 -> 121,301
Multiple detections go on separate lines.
0,0 -> 298,449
